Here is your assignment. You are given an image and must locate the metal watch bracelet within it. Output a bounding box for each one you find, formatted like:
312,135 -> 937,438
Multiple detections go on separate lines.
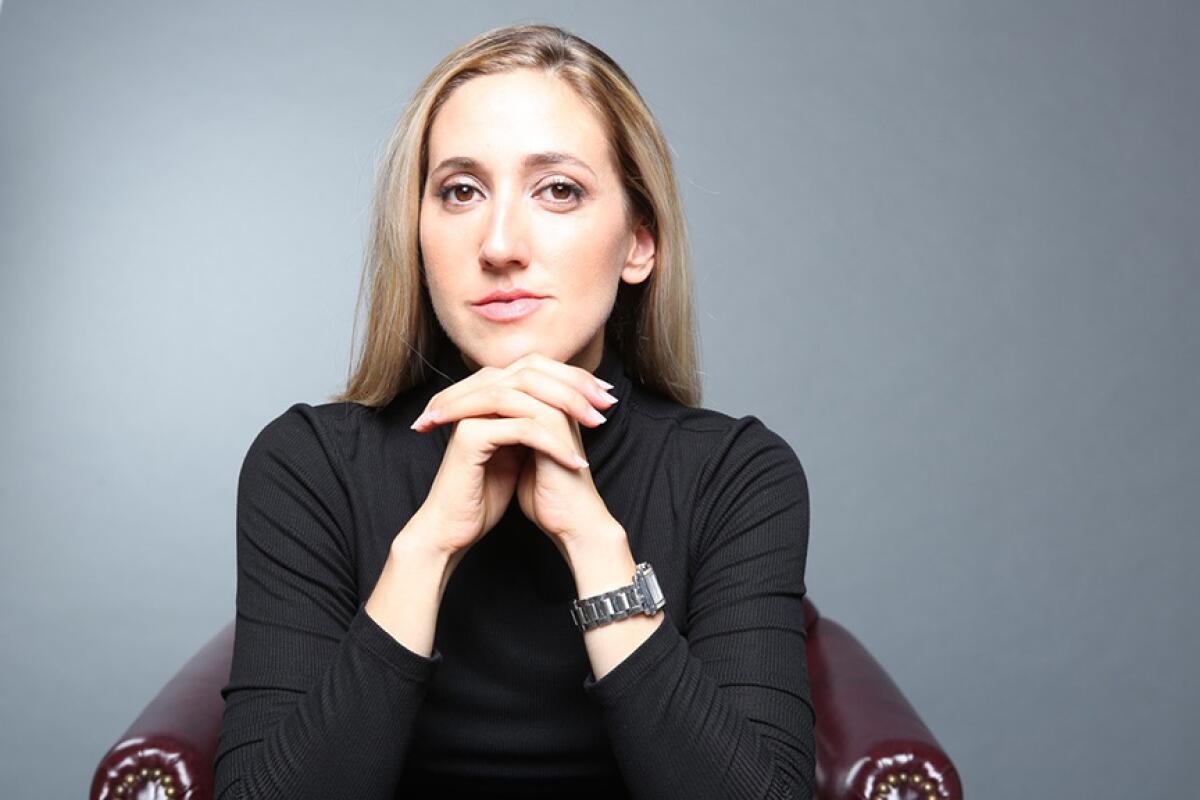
569,562 -> 665,631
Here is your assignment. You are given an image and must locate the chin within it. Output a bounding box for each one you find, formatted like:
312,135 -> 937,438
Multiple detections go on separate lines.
458,334 -> 579,371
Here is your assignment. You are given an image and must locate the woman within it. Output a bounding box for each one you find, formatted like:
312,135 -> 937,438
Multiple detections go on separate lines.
215,23 -> 815,800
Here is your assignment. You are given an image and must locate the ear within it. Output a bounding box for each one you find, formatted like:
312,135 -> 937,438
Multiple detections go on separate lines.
620,219 -> 656,285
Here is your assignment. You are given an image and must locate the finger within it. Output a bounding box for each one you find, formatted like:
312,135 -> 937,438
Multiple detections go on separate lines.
459,351 -> 614,410
415,363 -> 506,428
508,351 -> 616,404
425,383 -> 607,432
414,358 -> 617,432
454,416 -> 587,471
413,353 -> 615,429
508,365 -> 616,425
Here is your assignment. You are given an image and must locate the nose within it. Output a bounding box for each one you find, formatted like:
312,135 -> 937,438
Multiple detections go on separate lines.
479,183 -> 531,272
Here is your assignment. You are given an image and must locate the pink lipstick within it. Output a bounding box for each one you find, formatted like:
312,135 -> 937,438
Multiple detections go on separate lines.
472,296 -> 547,322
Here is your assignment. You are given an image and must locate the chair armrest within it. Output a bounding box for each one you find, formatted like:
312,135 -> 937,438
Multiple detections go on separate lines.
91,604 -> 962,800
806,610 -> 963,800
90,620 -> 235,800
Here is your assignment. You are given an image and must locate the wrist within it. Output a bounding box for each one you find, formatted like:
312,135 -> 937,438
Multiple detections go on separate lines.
364,524 -> 458,659
564,522 -> 638,598
389,514 -> 462,600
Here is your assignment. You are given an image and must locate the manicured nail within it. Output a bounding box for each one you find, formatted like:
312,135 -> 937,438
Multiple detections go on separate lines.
594,377 -> 614,390
574,455 -> 590,469
410,409 -> 439,430
597,390 -> 619,405
587,407 -> 607,425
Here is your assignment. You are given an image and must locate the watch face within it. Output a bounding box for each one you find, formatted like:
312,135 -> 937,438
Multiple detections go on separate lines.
634,564 -> 665,609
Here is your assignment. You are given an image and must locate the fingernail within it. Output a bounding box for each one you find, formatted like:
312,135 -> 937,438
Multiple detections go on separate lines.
594,377 -> 614,390
574,455 -> 590,469
597,390 -> 619,405
587,407 -> 607,425
410,409 -> 438,430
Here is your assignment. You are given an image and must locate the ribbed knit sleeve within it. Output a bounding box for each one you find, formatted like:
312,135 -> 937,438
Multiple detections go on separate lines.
581,416 -> 816,800
214,403 -> 442,800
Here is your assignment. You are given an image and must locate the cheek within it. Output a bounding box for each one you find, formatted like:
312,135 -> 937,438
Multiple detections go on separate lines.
555,246 -> 625,316
418,209 -> 458,282
417,218 -> 452,310
547,217 -> 629,274
417,206 -> 438,259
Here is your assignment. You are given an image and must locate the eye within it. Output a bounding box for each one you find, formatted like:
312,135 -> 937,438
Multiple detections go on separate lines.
537,179 -> 585,206
435,178 -> 587,208
437,182 -> 480,205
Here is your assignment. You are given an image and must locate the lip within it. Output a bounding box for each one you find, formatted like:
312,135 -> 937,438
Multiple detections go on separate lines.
472,296 -> 547,323
473,287 -> 547,304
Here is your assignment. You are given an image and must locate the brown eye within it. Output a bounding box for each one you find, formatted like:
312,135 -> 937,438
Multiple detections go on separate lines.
438,182 -> 479,205
540,180 -> 585,205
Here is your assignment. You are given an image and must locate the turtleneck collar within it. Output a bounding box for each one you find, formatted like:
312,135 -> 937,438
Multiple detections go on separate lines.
427,340 -> 633,472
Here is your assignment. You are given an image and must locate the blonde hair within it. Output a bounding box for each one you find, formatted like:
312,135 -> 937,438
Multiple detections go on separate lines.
330,23 -> 701,407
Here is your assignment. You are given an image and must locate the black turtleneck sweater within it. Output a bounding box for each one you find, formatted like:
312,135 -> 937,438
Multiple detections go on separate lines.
214,342 -> 816,799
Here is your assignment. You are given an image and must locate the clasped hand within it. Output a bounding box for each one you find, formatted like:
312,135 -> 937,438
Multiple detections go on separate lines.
409,351 -> 620,561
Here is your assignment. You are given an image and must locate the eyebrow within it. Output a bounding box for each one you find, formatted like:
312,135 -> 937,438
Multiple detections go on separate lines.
428,151 -> 598,181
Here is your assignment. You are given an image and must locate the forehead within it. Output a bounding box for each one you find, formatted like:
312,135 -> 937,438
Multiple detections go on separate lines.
427,69 -> 612,176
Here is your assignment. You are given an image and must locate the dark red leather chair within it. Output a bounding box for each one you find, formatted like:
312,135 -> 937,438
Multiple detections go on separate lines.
90,599 -> 962,799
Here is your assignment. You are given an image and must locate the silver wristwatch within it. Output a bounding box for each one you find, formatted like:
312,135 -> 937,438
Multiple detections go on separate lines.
569,562 -> 666,631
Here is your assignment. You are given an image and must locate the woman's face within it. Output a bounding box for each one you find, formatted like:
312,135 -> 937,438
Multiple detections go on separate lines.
419,68 -> 655,373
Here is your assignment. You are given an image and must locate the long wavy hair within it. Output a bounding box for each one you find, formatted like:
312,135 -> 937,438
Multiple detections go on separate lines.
330,23 -> 701,408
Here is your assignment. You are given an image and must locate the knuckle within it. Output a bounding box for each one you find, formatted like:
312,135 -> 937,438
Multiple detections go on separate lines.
502,386 -> 525,411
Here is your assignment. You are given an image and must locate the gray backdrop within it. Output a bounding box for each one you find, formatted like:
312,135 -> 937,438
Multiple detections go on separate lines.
2,1 -> 1196,797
